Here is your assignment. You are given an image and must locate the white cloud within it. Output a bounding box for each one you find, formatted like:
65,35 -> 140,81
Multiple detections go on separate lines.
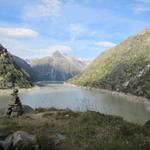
135,0 -> 150,3
133,4 -> 150,13
0,38 -> 71,59
95,41 -> 116,48
47,45 -> 71,54
70,23 -> 87,34
27,45 -> 71,59
0,38 -> 32,58
24,0 -> 61,18
27,45 -> 72,58
69,23 -> 89,43
0,27 -> 38,38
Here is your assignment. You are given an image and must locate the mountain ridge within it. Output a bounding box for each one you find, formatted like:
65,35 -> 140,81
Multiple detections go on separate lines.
69,27 -> 150,99
28,51 -> 87,81
0,44 -> 33,89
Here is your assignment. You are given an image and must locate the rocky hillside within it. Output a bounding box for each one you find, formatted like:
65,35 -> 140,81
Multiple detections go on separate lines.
13,55 -> 34,80
29,51 -> 87,81
70,28 -> 150,99
0,44 -> 33,89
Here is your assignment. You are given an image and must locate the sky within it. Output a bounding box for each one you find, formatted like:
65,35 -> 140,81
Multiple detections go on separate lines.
0,0 -> 150,60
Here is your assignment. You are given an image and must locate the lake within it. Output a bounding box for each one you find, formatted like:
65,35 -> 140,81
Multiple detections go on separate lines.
0,83 -> 150,125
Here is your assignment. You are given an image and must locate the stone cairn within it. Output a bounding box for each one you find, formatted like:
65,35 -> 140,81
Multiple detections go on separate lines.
6,88 -> 23,117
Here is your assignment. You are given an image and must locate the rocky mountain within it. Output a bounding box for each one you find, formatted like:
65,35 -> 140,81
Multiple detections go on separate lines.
12,55 -> 34,80
70,27 -> 150,99
29,51 -> 87,81
0,44 -> 33,89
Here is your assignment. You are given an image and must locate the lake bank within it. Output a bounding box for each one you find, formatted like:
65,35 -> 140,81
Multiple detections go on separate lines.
0,83 -> 150,125
65,82 -> 150,112
0,107 -> 150,150
0,85 -> 40,95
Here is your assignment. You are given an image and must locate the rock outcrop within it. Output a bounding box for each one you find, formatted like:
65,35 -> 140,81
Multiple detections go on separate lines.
12,55 -> 34,81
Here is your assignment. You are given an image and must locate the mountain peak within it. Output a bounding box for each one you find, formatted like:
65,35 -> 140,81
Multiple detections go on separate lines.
0,44 -> 3,48
0,44 -> 5,51
0,44 -> 8,54
52,51 -> 63,58
29,50 -> 87,81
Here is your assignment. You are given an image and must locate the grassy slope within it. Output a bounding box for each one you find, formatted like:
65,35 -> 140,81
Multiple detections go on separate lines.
0,108 -> 150,150
13,55 -> 34,80
70,28 -> 150,99
0,45 -> 33,89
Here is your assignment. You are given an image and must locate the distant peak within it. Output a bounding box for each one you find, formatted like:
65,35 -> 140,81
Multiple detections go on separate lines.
52,51 -> 63,57
0,44 -> 7,52
137,27 -> 150,36
0,44 -> 4,50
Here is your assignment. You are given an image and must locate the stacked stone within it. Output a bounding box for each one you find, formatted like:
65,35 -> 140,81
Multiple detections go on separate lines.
6,89 -> 23,117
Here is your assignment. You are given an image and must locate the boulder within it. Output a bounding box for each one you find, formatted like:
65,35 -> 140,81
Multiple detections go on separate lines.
0,135 -> 13,150
0,131 -> 37,150
10,105 -> 23,117
22,105 -> 35,114
5,105 -> 35,117
0,141 -> 11,150
12,131 -> 37,145
144,120 -> 150,128
4,131 -> 38,150
49,134 -> 66,146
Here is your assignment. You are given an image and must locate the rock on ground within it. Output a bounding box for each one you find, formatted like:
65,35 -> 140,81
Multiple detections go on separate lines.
22,105 -> 35,114
0,131 -> 37,150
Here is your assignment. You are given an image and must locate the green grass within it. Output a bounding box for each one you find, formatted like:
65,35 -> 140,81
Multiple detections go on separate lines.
0,108 -> 150,150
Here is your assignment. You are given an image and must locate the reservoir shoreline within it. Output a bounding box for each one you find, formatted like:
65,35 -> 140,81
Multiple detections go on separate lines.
0,85 -> 40,95
0,82 -> 150,124
0,82 -> 150,112
64,82 -> 150,112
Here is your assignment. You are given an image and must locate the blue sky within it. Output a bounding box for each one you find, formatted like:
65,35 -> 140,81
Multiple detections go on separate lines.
0,0 -> 150,60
